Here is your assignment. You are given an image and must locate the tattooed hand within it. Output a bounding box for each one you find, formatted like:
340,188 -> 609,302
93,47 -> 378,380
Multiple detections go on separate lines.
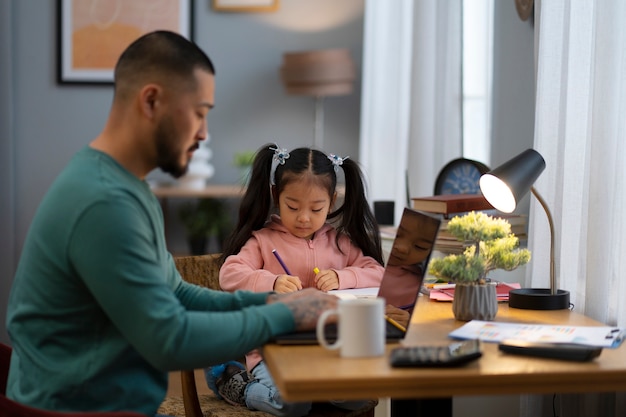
267,288 -> 338,331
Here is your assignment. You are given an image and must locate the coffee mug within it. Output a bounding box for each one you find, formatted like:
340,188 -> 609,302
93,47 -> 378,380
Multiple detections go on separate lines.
316,298 -> 385,358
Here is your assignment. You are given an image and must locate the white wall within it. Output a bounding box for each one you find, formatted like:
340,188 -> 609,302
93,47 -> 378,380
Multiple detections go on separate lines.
0,0 -> 16,347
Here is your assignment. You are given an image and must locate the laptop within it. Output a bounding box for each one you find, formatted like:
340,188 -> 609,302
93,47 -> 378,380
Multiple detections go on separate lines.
272,208 -> 441,345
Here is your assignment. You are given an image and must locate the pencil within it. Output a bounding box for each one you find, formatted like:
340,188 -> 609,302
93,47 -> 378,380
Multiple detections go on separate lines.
313,267 -> 320,274
272,249 -> 292,275
385,315 -> 407,333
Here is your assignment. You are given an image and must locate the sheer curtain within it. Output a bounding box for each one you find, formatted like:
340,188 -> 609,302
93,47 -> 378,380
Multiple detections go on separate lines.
359,0 -> 462,223
522,0 -> 626,415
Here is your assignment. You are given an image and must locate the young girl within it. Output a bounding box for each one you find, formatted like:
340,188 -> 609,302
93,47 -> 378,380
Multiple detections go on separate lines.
211,143 -> 385,416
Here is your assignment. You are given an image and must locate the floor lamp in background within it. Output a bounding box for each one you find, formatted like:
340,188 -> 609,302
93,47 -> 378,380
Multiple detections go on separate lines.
280,49 -> 355,150
479,148 -> 570,310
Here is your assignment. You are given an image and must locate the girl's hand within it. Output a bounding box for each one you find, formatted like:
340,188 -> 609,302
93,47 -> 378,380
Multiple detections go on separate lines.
385,304 -> 410,328
313,269 -> 339,292
274,274 -> 303,293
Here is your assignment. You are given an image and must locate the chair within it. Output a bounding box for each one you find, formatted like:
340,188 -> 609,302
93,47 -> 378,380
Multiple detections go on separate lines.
165,254 -> 377,417
0,342 -> 144,417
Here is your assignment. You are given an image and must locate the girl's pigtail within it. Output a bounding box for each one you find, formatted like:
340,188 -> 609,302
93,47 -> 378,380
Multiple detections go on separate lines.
337,158 -> 384,265
220,143 -> 275,265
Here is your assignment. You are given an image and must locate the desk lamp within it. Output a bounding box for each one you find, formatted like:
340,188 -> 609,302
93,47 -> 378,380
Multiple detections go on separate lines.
280,49 -> 355,149
479,149 -> 570,310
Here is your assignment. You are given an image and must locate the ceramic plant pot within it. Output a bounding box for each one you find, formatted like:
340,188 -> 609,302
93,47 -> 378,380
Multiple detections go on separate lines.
452,283 -> 498,321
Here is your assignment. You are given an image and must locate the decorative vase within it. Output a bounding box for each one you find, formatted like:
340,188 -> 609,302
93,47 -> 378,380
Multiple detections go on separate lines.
452,283 -> 498,321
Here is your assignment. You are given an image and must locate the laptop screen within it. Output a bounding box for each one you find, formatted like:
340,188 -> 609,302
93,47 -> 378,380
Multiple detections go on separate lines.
377,208 -> 441,312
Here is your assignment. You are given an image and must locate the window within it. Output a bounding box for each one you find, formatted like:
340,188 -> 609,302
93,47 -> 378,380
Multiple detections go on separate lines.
462,0 -> 494,164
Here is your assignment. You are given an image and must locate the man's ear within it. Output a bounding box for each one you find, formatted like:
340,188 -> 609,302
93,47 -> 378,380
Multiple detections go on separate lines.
139,84 -> 161,119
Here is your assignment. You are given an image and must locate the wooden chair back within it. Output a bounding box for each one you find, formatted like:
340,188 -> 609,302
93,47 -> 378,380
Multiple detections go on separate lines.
173,254 -> 222,417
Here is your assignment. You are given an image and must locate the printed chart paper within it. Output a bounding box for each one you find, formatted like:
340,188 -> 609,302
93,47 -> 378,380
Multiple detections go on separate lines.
449,320 -> 624,348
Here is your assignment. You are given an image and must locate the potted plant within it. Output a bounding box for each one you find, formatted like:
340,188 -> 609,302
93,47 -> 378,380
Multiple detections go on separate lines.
428,210 -> 531,321
233,150 -> 255,185
178,198 -> 230,255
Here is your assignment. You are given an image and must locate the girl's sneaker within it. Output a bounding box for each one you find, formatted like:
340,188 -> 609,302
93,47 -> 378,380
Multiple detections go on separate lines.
204,361 -> 251,407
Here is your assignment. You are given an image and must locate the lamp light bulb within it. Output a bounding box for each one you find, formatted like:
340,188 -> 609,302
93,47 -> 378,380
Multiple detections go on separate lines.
479,174 -> 516,213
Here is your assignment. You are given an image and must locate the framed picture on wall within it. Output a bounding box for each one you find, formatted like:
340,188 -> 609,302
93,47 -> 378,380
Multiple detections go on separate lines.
57,0 -> 193,85
212,0 -> 279,13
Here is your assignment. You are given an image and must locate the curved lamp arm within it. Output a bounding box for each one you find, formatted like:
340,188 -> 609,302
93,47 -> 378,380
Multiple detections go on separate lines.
530,186 -> 556,295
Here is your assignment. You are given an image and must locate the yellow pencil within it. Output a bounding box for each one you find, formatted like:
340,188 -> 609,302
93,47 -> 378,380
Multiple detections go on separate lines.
313,267 -> 320,274
385,315 -> 407,333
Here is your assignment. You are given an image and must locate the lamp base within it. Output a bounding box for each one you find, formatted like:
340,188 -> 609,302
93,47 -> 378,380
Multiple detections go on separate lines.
508,288 -> 570,310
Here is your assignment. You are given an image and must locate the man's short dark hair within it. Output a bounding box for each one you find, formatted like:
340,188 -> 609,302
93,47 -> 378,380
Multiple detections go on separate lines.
114,30 -> 215,98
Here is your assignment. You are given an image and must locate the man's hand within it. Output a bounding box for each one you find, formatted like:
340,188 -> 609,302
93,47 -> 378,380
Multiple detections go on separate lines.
313,269 -> 339,292
267,288 -> 338,331
273,274 -> 303,293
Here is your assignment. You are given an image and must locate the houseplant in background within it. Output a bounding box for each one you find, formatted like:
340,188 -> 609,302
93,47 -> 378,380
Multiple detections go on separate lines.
178,198 -> 230,255
233,150 -> 255,186
428,211 -> 531,321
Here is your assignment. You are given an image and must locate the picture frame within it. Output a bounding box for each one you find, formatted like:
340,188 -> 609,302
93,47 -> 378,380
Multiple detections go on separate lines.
212,0 -> 279,13
57,0 -> 193,85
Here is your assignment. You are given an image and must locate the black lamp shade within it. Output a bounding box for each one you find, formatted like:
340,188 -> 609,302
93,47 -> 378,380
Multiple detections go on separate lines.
480,149 -> 546,212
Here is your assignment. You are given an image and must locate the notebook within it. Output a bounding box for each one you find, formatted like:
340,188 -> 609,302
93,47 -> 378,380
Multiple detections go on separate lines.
272,208 -> 442,345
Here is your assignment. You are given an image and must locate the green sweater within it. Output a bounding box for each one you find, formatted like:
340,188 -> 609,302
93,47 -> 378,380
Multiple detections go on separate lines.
6,147 -> 294,415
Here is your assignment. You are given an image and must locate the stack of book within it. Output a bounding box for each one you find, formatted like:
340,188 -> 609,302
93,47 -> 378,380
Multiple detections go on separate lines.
411,194 -> 494,217
411,194 -> 528,254
435,214 -> 528,253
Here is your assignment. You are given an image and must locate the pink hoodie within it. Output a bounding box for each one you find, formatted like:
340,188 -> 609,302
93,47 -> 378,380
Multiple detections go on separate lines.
220,215 -> 384,370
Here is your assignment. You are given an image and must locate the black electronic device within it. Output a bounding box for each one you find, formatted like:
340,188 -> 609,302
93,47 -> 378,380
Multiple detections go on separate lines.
390,339 -> 482,368
498,339 -> 602,362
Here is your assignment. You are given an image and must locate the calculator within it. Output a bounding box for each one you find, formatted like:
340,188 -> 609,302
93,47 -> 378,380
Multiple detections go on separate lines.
389,339 -> 482,368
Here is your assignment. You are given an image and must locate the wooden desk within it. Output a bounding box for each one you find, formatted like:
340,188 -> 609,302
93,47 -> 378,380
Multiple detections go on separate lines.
263,299 -> 626,404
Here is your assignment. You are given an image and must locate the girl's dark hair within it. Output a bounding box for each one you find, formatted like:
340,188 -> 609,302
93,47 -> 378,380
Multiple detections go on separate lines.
220,143 -> 384,266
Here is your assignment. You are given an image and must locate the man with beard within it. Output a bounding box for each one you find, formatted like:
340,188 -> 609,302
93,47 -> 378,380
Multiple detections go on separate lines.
5,31 -> 337,416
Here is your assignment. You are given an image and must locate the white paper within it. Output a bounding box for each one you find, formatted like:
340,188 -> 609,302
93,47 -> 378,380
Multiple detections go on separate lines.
328,287 -> 379,300
449,320 -> 625,348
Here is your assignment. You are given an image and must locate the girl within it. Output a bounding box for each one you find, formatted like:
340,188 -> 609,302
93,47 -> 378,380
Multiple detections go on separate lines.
212,143 -> 385,416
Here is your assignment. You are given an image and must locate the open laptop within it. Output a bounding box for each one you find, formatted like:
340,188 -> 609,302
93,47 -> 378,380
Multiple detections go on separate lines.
272,207 -> 441,345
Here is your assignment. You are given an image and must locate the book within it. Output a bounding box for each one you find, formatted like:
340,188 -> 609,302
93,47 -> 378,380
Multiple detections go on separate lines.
411,194 -> 493,215
440,213 -> 528,227
434,213 -> 527,254
429,282 -> 522,302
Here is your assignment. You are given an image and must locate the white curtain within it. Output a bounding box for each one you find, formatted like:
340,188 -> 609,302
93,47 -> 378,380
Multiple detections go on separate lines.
359,0 -> 462,224
522,0 -> 626,415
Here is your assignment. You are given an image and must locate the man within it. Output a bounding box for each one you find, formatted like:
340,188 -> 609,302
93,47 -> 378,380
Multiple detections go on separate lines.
5,31 -> 337,415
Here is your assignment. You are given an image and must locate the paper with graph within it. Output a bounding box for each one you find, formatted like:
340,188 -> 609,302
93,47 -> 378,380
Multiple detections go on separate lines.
449,320 -> 624,348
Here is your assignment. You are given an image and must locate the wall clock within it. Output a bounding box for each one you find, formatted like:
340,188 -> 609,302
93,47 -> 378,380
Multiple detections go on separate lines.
434,158 -> 490,195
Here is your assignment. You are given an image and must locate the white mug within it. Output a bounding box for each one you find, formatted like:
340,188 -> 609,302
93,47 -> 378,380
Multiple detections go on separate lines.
316,298 -> 385,358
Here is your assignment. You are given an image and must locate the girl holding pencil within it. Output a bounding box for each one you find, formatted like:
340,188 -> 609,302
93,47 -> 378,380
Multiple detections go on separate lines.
211,143 -> 385,416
